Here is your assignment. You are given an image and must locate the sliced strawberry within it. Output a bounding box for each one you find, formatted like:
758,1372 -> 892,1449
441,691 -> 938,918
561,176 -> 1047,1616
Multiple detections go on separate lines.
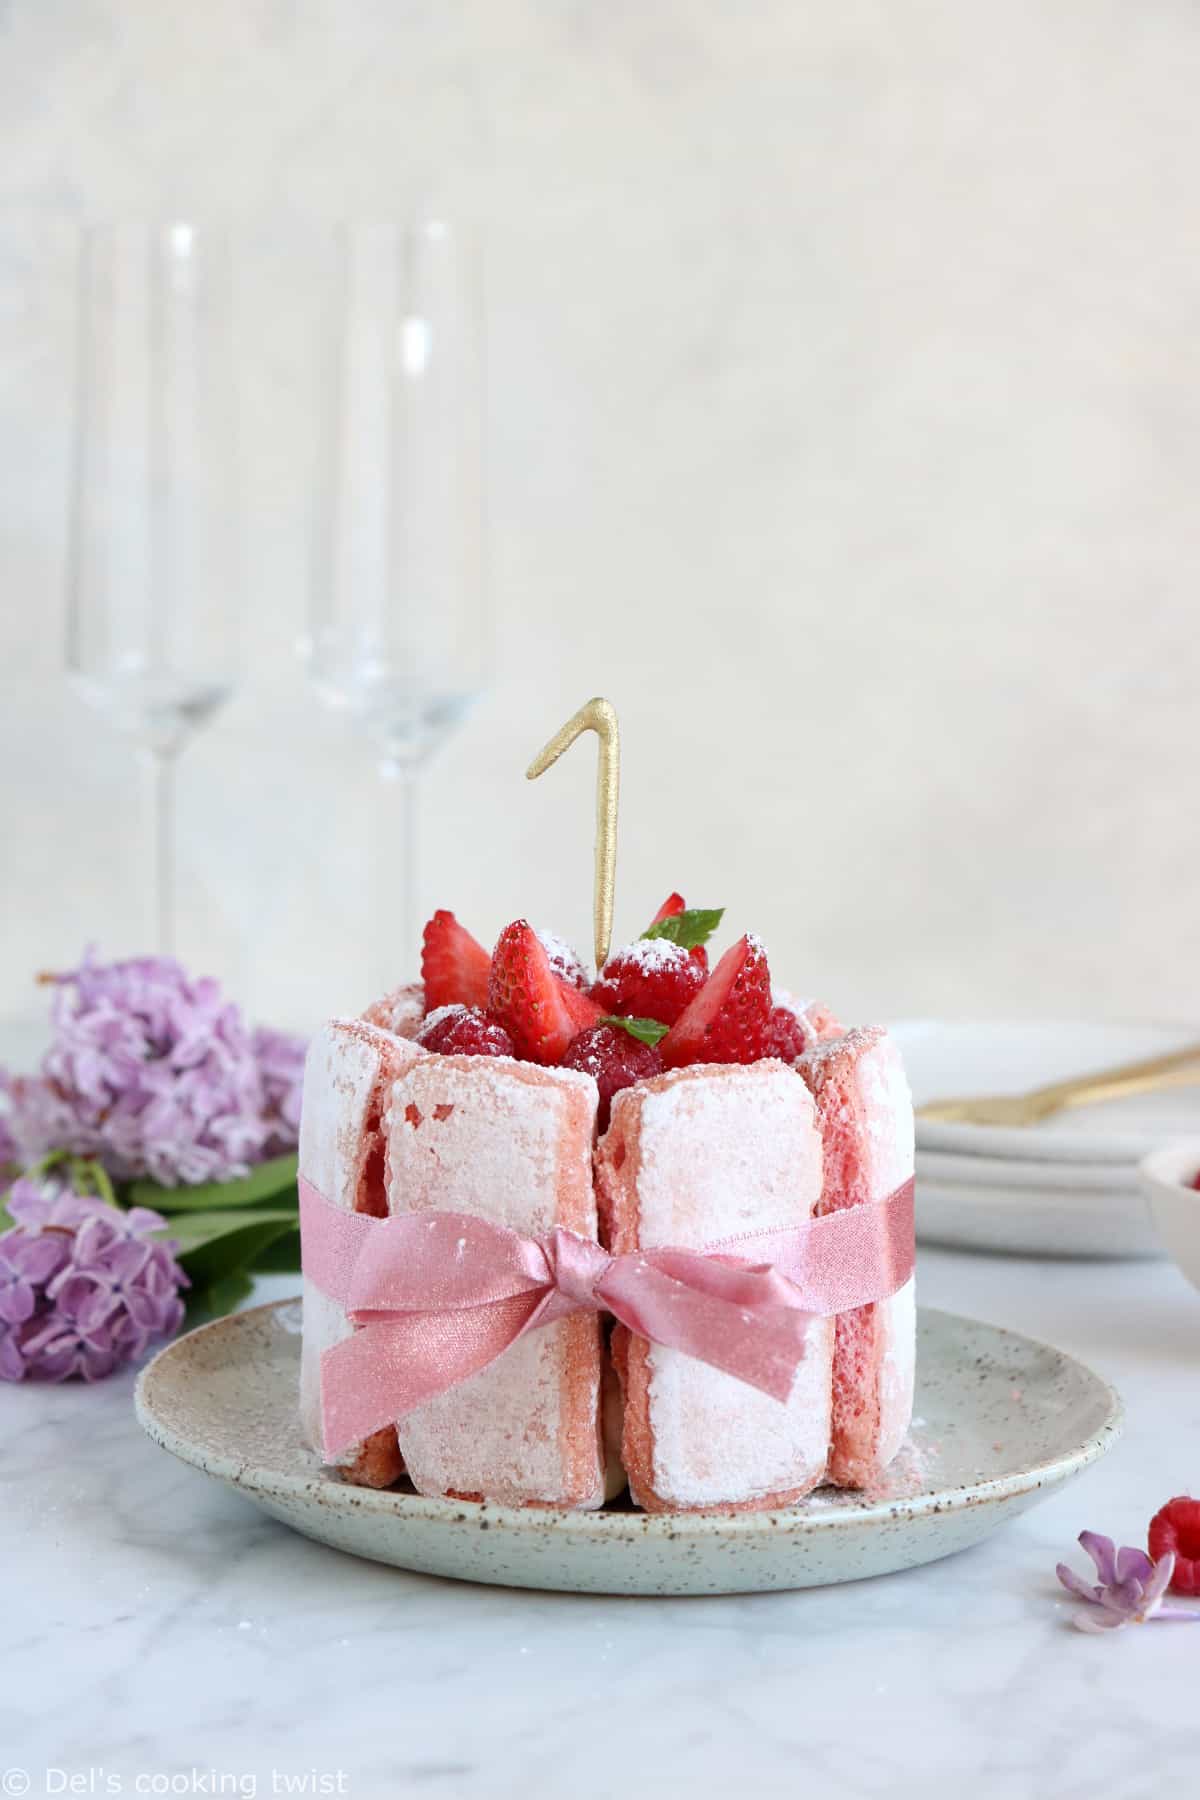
649,892 -> 687,928
421,911 -> 491,1013
488,920 -> 601,1064
660,934 -> 772,1068
560,978 -> 604,1038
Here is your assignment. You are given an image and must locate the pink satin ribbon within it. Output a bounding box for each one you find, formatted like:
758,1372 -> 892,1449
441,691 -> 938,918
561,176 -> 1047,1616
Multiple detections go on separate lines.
300,1175 -> 914,1460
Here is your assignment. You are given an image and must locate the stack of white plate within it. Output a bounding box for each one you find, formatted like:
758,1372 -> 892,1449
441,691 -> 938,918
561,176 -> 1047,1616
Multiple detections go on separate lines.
890,1021 -> 1200,1258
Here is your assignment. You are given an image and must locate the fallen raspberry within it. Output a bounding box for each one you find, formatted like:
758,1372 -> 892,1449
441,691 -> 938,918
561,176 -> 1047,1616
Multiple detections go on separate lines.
416,1005 -> 515,1059
591,937 -> 706,1026
561,1022 -> 663,1131
764,1004 -> 807,1063
1149,1496 -> 1200,1595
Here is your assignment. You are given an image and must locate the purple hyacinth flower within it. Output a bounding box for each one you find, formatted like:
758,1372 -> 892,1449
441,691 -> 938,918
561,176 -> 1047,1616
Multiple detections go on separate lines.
1056,1530 -> 1200,1632
0,1177 -> 188,1383
0,951 -> 306,1187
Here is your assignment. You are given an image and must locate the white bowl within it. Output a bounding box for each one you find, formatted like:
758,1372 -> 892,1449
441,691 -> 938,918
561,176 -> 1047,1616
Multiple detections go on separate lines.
1138,1140 -> 1200,1290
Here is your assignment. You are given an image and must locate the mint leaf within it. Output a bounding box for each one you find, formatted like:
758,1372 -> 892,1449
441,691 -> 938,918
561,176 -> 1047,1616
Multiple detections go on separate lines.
601,1015 -> 670,1048
643,907 -> 724,949
128,1152 -> 298,1214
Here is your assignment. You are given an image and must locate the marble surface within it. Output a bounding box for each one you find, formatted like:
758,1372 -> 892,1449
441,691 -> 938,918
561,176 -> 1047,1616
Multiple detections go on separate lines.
4,1246 -> 1197,1800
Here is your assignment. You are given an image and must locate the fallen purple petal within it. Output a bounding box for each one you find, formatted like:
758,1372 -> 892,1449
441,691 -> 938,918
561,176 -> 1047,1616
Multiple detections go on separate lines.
1058,1532 -> 1200,1631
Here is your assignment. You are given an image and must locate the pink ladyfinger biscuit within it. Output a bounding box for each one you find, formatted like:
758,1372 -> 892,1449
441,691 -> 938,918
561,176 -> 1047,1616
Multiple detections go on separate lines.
799,1026 -> 915,1488
596,1061 -> 832,1513
361,982 -> 425,1040
298,1018 -> 424,1488
388,1056 -> 605,1509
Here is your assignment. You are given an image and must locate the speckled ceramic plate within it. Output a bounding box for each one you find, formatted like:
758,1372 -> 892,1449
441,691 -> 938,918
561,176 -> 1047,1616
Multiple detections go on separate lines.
135,1300 -> 1121,1596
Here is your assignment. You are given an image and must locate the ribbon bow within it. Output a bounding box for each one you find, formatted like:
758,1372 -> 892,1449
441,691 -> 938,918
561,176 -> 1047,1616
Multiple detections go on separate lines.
300,1176 -> 914,1460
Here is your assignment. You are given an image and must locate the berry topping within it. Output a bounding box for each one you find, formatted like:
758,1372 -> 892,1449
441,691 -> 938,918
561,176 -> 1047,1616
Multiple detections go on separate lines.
1148,1497 -> 1200,1595
536,929 -> 590,991
643,905 -> 725,950
648,892 -> 687,927
592,937 -> 707,1026
488,920 -> 602,1064
421,911 -> 491,1014
561,1022 -> 663,1132
416,1005 -> 515,1059
660,933 -> 772,1068
764,1004 -> 808,1064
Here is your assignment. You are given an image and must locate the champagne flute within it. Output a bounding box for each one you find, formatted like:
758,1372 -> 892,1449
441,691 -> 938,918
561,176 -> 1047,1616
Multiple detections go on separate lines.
65,222 -> 238,954
305,221 -> 488,992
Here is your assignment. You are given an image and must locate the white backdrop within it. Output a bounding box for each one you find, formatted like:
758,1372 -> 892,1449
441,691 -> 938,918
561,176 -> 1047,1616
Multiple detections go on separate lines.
2,0 -> 1199,1035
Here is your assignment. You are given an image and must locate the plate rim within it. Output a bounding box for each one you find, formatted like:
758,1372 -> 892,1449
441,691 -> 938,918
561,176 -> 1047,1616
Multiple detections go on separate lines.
134,1298 -> 1124,1540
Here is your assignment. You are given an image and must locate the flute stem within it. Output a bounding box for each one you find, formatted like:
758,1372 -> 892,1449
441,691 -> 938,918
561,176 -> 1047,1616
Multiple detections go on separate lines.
142,746 -> 176,954
372,756 -> 420,997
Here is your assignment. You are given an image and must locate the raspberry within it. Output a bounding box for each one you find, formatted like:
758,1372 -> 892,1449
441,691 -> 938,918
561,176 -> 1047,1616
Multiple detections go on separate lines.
1193,1169 -> 1200,1192
421,911 -> 491,1013
660,934 -> 772,1068
488,920 -> 602,1064
764,1004 -> 807,1063
592,937 -> 706,1026
415,1005 -> 515,1059
537,929 -> 590,991
561,1023 -> 663,1132
1148,1496 -> 1200,1595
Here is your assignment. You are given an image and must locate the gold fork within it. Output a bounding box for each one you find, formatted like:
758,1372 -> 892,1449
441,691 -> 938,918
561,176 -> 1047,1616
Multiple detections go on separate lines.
917,1043 -> 1200,1127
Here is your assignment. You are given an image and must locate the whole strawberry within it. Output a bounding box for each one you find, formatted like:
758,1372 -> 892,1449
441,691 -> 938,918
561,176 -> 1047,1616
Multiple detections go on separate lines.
561,1023 -> 663,1131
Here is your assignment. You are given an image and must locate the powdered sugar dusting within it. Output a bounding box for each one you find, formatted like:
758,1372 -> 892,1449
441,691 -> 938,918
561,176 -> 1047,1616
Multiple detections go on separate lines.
601,937 -> 690,976
536,928 -> 590,989
298,1020 -> 425,1461
607,1062 -> 832,1508
387,1057 -> 603,1507
420,1003 -> 469,1032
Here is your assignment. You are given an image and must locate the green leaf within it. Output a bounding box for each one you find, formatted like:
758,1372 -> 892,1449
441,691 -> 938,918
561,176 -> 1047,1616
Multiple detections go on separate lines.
162,1208 -> 300,1286
642,907 -> 725,949
128,1152 -> 298,1215
248,1227 -> 302,1274
190,1269 -> 256,1321
600,1015 -> 670,1048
